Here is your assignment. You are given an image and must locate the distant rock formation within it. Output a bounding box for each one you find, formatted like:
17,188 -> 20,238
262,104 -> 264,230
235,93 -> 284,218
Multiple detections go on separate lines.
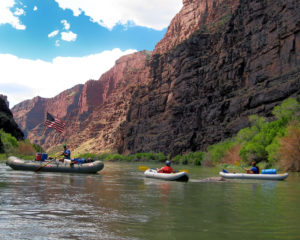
12,51 -> 151,153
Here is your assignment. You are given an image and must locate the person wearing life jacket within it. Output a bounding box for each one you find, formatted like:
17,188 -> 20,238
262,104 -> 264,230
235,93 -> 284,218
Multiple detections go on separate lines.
157,161 -> 175,174
57,144 -> 72,164
246,161 -> 260,174
62,144 -> 71,159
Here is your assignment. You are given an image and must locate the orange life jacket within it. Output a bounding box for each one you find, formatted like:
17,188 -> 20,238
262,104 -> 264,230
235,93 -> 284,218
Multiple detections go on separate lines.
158,166 -> 174,174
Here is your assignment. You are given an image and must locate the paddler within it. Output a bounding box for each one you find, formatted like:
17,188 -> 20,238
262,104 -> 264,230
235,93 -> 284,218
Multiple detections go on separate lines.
157,160 -> 176,173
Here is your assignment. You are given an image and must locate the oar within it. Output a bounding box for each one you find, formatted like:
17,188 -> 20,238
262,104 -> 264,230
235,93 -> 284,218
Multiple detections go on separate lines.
35,158 -> 56,172
138,165 -> 189,173
138,165 -> 150,171
234,161 -> 248,171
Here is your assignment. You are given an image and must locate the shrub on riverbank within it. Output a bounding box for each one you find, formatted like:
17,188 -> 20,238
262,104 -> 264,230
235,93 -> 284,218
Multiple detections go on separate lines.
0,129 -> 42,161
172,151 -> 204,165
75,152 -> 168,163
278,122 -> 300,171
203,97 -> 300,171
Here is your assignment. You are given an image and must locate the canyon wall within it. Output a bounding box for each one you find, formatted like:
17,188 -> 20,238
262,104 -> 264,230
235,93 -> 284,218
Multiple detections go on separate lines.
12,0 -> 300,156
12,51 -> 151,153
118,0 -> 300,156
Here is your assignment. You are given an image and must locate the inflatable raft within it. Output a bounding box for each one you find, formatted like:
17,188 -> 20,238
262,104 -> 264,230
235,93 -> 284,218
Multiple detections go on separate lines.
144,169 -> 189,182
6,156 -> 104,174
219,171 -> 288,180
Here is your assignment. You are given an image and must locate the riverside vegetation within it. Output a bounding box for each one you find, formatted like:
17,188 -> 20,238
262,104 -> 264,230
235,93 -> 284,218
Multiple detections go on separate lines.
1,97 -> 299,172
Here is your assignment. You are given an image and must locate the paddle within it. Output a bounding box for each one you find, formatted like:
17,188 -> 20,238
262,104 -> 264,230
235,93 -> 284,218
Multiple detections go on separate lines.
234,161 -> 247,170
35,158 -> 56,172
138,165 -> 189,173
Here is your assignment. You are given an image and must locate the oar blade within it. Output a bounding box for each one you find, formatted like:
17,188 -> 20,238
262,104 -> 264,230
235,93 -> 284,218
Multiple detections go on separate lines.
234,161 -> 240,167
179,169 -> 189,173
138,165 -> 149,171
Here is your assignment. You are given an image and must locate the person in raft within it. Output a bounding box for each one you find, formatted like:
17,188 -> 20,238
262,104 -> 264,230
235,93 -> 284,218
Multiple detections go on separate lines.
157,160 -> 176,173
57,144 -> 71,163
246,161 -> 260,174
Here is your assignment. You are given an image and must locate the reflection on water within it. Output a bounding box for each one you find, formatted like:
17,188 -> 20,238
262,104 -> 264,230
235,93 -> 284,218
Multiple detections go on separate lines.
0,162 -> 300,240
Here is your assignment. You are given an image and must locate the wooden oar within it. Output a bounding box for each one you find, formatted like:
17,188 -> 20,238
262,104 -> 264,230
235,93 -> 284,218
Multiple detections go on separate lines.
35,158 -> 56,172
138,165 -> 189,173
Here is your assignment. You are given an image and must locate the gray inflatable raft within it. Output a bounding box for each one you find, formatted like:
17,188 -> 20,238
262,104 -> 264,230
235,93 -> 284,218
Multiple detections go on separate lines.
6,156 -> 104,174
144,169 -> 189,182
219,171 -> 288,180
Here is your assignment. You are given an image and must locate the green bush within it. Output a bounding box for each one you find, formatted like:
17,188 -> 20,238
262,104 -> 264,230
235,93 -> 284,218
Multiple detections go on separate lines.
206,140 -> 235,164
0,129 -> 18,154
0,153 -> 6,161
272,98 -> 300,122
33,144 -> 44,153
237,98 -> 300,165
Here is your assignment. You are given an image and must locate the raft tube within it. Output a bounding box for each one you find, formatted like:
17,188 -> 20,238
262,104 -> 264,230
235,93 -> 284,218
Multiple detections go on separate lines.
219,171 -> 288,180
144,169 -> 189,182
6,156 -> 104,174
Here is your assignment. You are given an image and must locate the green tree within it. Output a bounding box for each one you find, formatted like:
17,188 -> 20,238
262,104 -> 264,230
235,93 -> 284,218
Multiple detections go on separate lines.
0,129 -> 18,154
272,98 -> 300,122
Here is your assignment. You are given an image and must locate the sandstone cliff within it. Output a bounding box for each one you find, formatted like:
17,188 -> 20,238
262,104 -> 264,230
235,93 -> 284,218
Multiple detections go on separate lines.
118,0 -> 300,156
154,0 -> 240,54
12,51 -> 151,153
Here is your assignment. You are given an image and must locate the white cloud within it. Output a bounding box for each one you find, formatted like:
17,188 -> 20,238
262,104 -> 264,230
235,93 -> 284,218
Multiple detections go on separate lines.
33,6 -> 38,11
61,19 -> 70,30
14,8 -> 25,16
48,30 -> 59,38
61,31 -> 77,41
0,0 -> 26,30
55,40 -> 60,47
54,0 -> 182,30
0,48 -> 136,107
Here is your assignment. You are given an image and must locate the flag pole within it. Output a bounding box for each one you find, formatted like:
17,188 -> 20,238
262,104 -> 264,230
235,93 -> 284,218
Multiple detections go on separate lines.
42,112 -> 47,135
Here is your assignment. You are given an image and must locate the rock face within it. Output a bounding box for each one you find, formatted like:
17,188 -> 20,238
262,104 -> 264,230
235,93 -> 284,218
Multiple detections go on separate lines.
12,51 -> 151,153
117,0 -> 300,156
154,0 -> 240,54
0,95 -> 24,152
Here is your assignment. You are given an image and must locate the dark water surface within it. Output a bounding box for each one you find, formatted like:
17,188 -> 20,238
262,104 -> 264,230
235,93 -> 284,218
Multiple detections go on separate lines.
0,162 -> 299,240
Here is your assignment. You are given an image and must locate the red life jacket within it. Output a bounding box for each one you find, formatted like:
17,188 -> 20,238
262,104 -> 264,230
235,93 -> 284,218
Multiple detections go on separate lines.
158,166 -> 174,174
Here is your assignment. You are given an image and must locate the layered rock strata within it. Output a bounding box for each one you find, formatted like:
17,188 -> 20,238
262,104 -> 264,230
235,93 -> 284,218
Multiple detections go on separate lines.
118,0 -> 300,156
12,51 -> 151,153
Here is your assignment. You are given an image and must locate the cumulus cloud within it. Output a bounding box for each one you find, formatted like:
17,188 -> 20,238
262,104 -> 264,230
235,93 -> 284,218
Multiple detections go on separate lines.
14,7 -> 25,16
33,6 -> 38,11
54,0 -> 182,30
0,0 -> 26,30
0,48 -> 136,107
61,19 -> 70,30
48,20 -> 76,44
48,30 -> 59,38
61,31 -> 77,41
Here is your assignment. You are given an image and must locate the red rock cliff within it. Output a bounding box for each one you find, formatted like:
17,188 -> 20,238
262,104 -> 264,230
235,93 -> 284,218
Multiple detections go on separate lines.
154,0 -> 239,54
12,51 -> 151,153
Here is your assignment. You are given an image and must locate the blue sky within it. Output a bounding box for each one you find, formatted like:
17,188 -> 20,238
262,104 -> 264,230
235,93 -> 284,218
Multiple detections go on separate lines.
0,0 -> 182,107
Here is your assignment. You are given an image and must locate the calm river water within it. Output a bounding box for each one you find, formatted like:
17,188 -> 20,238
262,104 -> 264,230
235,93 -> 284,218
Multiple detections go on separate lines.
0,162 -> 299,240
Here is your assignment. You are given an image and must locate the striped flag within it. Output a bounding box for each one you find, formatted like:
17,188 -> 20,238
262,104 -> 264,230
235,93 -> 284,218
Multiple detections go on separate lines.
44,112 -> 66,133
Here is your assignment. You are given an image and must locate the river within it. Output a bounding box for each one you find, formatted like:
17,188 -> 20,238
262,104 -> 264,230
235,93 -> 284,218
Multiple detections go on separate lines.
0,162 -> 299,240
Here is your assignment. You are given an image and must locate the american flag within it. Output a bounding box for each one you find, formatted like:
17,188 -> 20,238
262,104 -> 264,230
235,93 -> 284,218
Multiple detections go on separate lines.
44,112 -> 66,133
